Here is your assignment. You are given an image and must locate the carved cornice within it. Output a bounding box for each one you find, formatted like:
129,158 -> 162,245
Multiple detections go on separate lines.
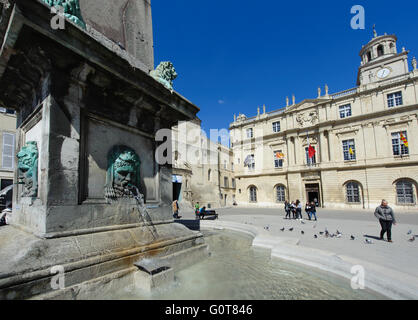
334,126 -> 361,137
382,116 -> 415,128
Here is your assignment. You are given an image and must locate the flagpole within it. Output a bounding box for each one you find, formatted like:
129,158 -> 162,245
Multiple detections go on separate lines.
307,130 -> 311,168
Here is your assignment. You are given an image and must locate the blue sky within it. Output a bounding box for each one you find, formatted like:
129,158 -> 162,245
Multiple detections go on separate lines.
152,0 -> 418,135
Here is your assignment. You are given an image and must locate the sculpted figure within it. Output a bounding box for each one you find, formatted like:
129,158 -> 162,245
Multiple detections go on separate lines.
296,110 -> 319,127
17,141 -> 39,197
41,0 -> 86,29
105,146 -> 141,201
150,61 -> 178,91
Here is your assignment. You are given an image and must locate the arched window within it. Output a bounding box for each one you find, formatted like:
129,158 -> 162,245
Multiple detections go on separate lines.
249,186 -> 257,202
276,185 -> 286,202
390,43 -> 395,53
396,180 -> 415,204
377,44 -> 384,57
346,182 -> 360,203
208,169 -> 211,181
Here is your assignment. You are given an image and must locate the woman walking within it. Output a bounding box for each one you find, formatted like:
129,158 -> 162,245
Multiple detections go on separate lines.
374,199 -> 396,242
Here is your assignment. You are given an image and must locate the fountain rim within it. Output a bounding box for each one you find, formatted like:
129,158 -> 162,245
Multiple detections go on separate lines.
198,220 -> 418,300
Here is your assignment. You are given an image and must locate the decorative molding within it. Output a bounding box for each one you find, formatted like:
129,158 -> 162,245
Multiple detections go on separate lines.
334,126 -> 360,137
296,110 -> 319,127
382,117 -> 414,128
301,136 -> 318,146
268,140 -> 286,147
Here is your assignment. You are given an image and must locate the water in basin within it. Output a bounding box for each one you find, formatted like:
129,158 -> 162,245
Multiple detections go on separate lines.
110,230 -> 387,300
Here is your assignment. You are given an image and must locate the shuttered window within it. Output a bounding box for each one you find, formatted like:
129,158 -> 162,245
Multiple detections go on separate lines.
2,133 -> 15,169
396,180 -> 414,204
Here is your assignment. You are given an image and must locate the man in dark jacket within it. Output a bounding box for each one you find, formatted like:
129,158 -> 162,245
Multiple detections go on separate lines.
374,200 -> 396,242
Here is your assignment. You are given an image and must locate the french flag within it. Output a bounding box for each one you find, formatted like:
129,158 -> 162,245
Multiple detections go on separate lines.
307,132 -> 316,160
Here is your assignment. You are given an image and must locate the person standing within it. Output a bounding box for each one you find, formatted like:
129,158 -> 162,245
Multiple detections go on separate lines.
290,201 -> 296,219
172,200 -> 180,219
284,201 -> 291,219
295,200 -> 302,220
374,199 -> 396,242
305,202 -> 311,220
194,202 -> 200,215
310,201 -> 317,221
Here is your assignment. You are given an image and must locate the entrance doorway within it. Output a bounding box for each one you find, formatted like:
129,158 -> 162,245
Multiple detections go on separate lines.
173,183 -> 181,201
305,183 -> 320,206
172,175 -> 183,201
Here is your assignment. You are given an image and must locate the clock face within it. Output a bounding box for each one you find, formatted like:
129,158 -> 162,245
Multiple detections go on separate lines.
377,68 -> 391,79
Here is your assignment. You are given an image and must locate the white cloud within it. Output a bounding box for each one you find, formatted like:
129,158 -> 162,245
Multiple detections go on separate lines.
218,99 -> 225,105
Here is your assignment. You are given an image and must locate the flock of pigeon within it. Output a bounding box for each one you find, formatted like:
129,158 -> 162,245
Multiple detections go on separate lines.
262,222 -> 416,244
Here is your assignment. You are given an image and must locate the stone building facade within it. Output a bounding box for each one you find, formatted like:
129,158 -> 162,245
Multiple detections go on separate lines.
172,120 -> 236,209
230,32 -> 418,210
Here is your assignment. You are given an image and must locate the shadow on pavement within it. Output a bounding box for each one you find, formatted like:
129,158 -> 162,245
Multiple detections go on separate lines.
175,219 -> 201,231
363,234 -> 382,240
175,216 -> 219,231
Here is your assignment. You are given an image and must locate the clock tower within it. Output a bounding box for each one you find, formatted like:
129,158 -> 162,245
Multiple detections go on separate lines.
357,28 -> 410,86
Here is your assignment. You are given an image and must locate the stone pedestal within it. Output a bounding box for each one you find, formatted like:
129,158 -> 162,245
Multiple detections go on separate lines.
0,0 -> 206,299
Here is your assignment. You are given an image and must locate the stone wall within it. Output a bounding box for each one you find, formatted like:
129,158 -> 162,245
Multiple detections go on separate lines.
79,0 -> 154,72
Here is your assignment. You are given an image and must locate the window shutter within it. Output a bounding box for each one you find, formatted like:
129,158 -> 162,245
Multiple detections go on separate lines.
2,133 -> 15,169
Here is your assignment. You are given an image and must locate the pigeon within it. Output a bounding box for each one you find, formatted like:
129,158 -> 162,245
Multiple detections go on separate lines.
407,230 -> 412,235
350,235 -> 355,240
319,232 -> 324,235
336,234 -> 342,238
289,227 -> 294,231
365,239 -> 373,244
314,234 -> 318,239
280,227 -> 285,232
301,231 -> 305,235
336,230 -> 342,236
408,236 -> 415,242
325,230 -> 330,238
330,233 -> 335,238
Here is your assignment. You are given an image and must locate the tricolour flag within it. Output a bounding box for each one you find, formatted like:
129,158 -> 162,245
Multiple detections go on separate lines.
307,132 -> 316,159
400,133 -> 409,148
308,145 -> 316,159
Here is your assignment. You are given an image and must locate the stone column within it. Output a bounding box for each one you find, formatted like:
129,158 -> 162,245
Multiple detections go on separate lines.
287,136 -> 295,166
319,130 -> 329,163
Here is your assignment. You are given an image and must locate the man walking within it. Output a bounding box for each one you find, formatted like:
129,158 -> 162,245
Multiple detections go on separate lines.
374,199 -> 396,242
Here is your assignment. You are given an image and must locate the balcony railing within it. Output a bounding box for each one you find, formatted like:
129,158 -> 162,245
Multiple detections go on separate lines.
330,87 -> 358,99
